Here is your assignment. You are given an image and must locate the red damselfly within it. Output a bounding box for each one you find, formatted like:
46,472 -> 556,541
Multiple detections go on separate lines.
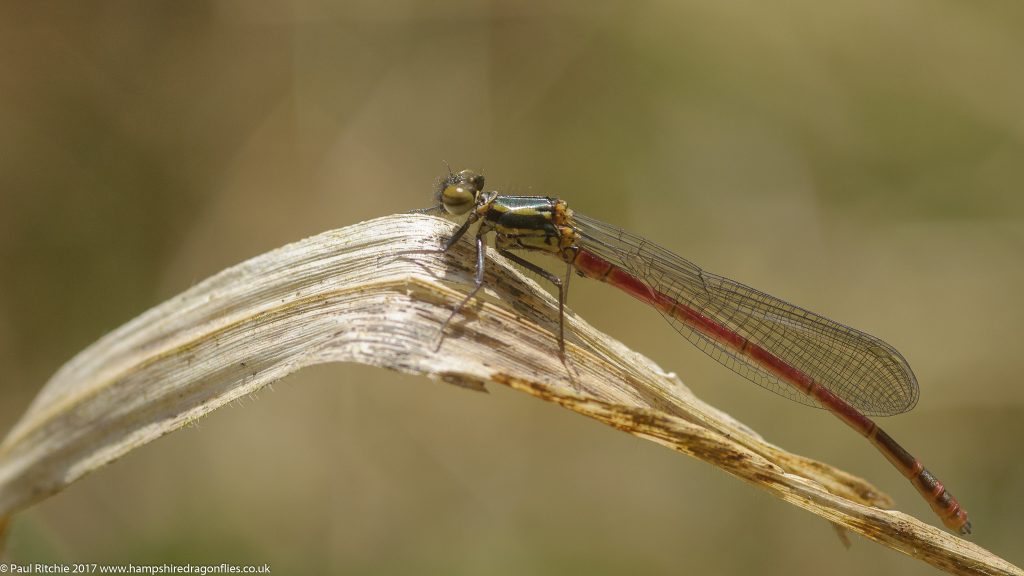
422,168 -> 970,535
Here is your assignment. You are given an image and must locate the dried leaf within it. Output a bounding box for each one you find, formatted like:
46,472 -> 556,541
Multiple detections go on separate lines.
0,215 -> 1017,575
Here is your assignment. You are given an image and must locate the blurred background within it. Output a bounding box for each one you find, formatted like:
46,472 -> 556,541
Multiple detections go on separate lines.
1,1 -> 1022,574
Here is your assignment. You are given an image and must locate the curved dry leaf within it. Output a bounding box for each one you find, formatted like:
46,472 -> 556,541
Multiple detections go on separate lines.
0,215 -> 1018,575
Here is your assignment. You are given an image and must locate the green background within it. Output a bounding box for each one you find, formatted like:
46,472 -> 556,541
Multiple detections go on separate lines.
1,2 -> 1021,574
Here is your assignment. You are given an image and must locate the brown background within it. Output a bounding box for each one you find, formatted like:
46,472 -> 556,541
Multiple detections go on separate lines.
1,2 -> 1022,574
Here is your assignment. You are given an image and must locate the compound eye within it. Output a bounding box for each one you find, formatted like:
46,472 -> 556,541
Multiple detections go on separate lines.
441,183 -> 476,215
442,170 -> 484,215
462,170 -> 485,194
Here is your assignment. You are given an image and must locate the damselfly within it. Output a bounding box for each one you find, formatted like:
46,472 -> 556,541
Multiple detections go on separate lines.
422,168 -> 970,535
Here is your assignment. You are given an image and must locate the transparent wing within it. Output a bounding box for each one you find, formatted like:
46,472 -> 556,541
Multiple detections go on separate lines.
572,212 -> 919,416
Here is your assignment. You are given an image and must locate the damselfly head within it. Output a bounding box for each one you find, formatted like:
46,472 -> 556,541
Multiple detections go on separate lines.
438,169 -> 485,215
